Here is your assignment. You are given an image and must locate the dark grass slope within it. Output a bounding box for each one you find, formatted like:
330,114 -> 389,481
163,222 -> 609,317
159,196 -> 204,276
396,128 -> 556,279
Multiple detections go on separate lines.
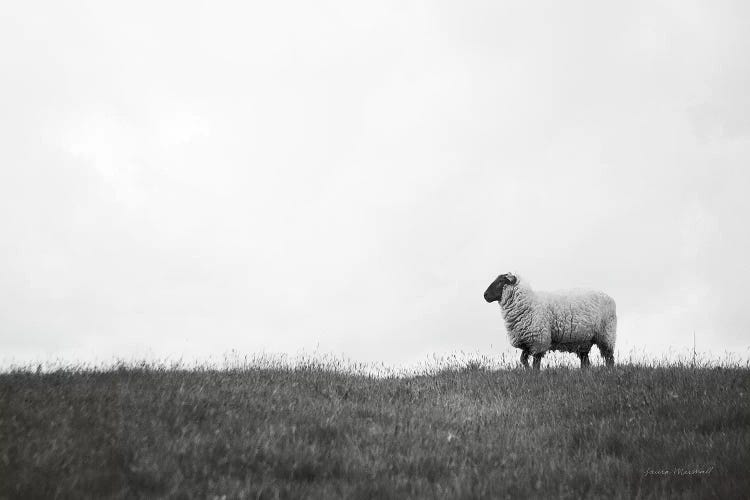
1,362 -> 749,499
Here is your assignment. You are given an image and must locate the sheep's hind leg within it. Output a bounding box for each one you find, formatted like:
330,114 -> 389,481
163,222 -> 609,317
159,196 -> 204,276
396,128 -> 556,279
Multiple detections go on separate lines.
520,350 -> 530,369
597,316 -> 617,367
532,353 -> 544,370
599,345 -> 615,367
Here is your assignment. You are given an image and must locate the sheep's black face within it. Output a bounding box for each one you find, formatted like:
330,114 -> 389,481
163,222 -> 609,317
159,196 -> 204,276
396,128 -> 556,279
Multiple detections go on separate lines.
484,273 -> 517,303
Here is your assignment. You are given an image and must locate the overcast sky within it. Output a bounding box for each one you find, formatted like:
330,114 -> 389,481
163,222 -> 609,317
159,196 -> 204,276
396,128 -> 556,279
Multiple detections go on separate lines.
2,1 -> 749,367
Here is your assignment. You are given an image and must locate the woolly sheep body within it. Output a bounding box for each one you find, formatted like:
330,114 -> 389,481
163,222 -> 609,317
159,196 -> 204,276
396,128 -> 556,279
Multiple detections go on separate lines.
485,273 -> 617,369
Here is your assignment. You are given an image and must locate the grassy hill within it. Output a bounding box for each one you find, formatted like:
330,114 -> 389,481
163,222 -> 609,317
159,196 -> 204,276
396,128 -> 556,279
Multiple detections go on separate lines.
1,360 -> 748,498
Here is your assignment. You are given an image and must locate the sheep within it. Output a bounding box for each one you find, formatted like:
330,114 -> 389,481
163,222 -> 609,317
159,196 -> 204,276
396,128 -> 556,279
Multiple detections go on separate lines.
484,272 -> 617,369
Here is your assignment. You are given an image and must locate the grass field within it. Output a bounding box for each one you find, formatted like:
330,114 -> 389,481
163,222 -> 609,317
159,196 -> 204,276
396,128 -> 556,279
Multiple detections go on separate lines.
1,357 -> 749,499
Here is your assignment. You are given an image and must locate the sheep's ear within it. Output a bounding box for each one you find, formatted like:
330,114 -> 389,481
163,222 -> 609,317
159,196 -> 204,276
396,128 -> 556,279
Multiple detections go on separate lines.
506,273 -> 517,285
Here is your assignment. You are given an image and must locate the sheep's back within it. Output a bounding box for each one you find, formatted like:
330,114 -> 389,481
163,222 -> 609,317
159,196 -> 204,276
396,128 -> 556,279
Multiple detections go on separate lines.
538,289 -> 616,345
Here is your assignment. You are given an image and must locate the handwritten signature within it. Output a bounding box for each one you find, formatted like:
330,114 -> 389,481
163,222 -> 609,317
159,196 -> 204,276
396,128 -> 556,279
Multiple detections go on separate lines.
643,467 -> 714,477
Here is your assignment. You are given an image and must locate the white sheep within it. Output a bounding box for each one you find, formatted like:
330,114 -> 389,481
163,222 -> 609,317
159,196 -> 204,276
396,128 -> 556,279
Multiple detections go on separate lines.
484,272 -> 617,369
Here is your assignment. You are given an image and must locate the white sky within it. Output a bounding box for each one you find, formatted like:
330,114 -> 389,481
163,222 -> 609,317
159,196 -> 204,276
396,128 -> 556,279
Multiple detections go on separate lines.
1,1 -> 749,367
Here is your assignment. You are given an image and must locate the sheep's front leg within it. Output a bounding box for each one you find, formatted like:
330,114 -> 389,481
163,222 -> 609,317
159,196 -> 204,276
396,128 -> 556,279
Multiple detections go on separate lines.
520,350 -> 530,369
578,352 -> 591,369
532,353 -> 544,370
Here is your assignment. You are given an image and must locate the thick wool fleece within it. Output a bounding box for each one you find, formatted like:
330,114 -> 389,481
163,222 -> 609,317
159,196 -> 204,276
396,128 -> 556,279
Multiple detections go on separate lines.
499,277 -> 617,355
